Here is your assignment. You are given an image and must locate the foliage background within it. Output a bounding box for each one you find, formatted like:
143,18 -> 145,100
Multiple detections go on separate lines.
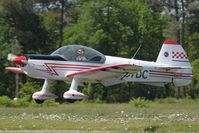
0,0 -> 198,103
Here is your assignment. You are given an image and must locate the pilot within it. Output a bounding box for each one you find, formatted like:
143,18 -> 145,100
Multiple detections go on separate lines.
76,48 -> 87,61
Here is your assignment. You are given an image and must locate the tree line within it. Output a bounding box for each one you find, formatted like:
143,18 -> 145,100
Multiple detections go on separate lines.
0,0 -> 198,103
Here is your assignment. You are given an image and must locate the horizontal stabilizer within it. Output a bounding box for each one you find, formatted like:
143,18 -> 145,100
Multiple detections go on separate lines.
156,65 -> 192,70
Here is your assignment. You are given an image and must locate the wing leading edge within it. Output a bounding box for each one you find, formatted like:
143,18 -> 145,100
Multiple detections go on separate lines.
5,67 -> 25,73
65,63 -> 142,80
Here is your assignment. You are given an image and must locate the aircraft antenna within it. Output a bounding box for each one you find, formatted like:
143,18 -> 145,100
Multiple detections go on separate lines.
132,44 -> 142,59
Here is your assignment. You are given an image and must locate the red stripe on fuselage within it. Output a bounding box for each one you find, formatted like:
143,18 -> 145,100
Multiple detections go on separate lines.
53,66 -> 90,69
43,63 -> 103,76
149,70 -> 193,78
44,63 -> 102,67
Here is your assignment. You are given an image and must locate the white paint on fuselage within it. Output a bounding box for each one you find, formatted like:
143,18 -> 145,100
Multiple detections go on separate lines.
21,55 -> 192,87
105,56 -> 172,84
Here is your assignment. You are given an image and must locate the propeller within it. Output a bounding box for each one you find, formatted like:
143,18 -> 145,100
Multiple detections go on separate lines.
7,53 -> 17,61
7,54 -> 27,66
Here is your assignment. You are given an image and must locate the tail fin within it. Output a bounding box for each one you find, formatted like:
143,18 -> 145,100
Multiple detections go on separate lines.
156,40 -> 192,87
156,40 -> 191,67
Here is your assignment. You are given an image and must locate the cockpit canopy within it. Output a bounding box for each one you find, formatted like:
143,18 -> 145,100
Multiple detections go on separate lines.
51,45 -> 106,64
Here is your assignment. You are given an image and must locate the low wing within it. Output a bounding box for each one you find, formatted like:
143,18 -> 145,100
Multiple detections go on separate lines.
5,67 -> 25,73
65,64 -> 142,81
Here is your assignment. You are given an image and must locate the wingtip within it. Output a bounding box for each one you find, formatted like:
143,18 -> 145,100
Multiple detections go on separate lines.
5,67 -> 24,73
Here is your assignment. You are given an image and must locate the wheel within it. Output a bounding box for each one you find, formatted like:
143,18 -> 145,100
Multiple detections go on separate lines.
35,99 -> 45,104
66,99 -> 77,103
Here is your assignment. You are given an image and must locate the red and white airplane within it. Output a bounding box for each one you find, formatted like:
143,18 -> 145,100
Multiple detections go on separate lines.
6,40 -> 193,103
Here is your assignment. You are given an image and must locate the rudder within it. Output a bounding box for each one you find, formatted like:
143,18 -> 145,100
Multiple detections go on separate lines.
156,40 -> 191,67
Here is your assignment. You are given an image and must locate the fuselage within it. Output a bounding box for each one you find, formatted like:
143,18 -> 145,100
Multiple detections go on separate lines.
21,55 -> 192,87
6,41 -> 193,102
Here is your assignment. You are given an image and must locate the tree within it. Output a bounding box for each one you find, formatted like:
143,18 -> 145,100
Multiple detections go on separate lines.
2,0 -> 49,54
33,0 -> 75,49
186,1 -> 199,60
0,0 -> 53,99
64,0 -> 166,60
0,2 -> 16,98
185,1 -> 199,98
63,0 -> 167,102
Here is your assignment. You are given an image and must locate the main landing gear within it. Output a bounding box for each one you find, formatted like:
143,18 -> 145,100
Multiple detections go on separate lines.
32,79 -> 58,104
63,78 -> 89,101
32,78 -> 88,104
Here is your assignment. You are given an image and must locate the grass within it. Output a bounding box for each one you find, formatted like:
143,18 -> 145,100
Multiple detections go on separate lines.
0,98 -> 199,132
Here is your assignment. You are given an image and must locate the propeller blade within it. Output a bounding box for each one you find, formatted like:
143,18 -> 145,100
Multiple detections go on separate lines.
7,53 -> 17,61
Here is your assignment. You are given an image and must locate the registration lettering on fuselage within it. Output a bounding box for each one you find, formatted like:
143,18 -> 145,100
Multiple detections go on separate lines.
121,70 -> 149,81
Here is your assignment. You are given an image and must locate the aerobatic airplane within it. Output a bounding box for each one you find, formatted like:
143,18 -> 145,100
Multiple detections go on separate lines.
6,40 -> 193,104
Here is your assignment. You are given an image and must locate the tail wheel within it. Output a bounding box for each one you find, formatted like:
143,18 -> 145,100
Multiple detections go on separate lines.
35,99 -> 45,104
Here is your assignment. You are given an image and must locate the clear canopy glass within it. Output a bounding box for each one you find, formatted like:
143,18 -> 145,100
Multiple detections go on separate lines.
51,45 -> 106,63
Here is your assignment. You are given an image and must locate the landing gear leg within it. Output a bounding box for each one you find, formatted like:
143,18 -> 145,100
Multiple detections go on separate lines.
32,79 -> 58,104
70,77 -> 80,91
63,78 -> 88,100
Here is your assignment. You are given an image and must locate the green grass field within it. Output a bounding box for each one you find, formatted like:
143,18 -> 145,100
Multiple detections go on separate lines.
0,98 -> 199,132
